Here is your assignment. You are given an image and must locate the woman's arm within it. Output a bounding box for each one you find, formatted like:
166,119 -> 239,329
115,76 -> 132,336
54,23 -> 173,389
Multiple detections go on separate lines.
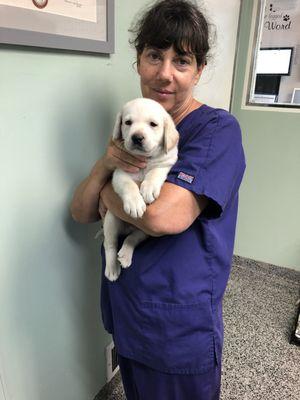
101,181 -> 208,236
70,140 -> 147,223
70,158 -> 111,223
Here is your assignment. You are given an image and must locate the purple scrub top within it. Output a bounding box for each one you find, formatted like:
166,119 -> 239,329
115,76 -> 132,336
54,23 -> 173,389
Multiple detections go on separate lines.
101,104 -> 246,375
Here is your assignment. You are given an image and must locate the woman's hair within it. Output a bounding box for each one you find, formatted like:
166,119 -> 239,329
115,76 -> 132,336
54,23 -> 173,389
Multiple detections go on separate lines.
129,0 -> 211,67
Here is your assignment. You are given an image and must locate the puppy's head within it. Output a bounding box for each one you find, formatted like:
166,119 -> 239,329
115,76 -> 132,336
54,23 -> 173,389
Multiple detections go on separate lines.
112,98 -> 178,157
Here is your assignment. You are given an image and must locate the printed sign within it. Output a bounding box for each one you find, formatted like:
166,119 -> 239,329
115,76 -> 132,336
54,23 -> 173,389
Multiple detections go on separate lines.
264,0 -> 299,31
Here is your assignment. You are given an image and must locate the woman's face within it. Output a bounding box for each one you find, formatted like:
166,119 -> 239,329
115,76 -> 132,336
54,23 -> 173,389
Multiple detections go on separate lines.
137,46 -> 203,117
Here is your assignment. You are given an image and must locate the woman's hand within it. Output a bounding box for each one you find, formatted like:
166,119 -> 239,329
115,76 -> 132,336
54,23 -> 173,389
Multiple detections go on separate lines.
98,139 -> 148,219
71,139 -> 147,223
102,138 -> 147,173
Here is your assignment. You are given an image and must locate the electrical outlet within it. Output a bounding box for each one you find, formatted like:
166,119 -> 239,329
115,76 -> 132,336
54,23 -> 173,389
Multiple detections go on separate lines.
106,341 -> 119,382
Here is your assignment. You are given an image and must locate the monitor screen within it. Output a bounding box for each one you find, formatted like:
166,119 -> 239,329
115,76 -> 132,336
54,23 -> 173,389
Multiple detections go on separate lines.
256,48 -> 293,75
254,74 -> 281,95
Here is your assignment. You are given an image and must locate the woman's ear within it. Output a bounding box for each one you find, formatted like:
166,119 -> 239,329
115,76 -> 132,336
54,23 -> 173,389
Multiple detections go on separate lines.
112,112 -> 123,140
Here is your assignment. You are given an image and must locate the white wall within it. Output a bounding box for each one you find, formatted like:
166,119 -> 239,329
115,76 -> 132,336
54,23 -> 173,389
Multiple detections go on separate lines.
0,1 -> 241,399
196,0 -> 241,110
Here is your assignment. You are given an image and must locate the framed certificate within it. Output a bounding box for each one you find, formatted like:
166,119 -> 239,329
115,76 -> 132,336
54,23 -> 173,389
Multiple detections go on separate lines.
0,0 -> 114,54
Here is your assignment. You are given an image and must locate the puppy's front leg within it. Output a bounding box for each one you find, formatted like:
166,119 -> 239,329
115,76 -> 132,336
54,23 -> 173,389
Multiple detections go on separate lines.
140,167 -> 171,204
112,169 -> 146,218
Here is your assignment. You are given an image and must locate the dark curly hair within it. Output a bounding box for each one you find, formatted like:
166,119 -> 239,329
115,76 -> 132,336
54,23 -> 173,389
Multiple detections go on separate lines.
129,0 -> 211,67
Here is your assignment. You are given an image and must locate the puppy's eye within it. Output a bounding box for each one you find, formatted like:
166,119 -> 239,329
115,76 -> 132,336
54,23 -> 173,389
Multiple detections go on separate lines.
150,121 -> 158,127
125,120 -> 132,126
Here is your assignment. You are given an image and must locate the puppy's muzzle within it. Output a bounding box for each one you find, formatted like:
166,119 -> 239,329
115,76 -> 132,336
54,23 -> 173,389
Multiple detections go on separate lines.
131,134 -> 145,147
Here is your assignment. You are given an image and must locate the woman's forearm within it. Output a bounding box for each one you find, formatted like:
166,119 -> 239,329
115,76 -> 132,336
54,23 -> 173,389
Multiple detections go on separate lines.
101,181 -> 207,236
70,159 -> 112,223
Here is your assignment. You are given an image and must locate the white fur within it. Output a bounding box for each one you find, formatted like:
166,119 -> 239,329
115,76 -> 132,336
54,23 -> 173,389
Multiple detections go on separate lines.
103,98 -> 179,281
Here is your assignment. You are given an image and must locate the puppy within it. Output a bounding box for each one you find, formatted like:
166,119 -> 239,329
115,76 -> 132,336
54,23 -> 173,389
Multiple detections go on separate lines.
103,98 -> 179,281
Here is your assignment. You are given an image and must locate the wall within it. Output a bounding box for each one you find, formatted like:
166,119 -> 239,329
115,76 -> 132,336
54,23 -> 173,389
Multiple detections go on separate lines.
0,2 -> 145,399
0,0 -> 240,399
231,0 -> 300,271
194,0 -> 241,109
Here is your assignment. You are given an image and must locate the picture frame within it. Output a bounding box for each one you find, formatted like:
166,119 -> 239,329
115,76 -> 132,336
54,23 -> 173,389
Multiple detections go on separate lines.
0,0 -> 114,54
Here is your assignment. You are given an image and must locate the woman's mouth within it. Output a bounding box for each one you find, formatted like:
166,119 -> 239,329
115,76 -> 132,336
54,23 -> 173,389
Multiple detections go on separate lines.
153,88 -> 175,98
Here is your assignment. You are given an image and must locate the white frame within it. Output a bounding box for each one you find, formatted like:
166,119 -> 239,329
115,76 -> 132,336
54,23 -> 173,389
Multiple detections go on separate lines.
0,356 -> 8,400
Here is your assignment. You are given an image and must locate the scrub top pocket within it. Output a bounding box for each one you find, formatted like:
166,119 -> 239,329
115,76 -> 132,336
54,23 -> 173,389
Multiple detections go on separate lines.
140,300 -> 215,374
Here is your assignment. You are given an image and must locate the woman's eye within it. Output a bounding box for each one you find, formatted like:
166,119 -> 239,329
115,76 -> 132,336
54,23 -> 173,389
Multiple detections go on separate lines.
150,121 -> 158,127
147,52 -> 160,62
125,120 -> 132,126
176,58 -> 190,66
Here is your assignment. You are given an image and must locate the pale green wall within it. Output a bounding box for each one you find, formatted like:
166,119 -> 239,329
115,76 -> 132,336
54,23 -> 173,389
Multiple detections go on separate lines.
0,1 -> 149,399
232,1 -> 300,271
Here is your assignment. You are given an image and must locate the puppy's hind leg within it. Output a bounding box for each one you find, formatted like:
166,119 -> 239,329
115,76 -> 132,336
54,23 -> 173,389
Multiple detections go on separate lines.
118,230 -> 148,269
103,211 -> 122,281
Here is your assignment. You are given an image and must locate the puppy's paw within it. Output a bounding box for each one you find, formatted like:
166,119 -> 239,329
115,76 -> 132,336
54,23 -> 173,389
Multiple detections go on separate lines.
140,180 -> 162,204
105,263 -> 121,281
123,194 -> 146,218
118,246 -> 133,269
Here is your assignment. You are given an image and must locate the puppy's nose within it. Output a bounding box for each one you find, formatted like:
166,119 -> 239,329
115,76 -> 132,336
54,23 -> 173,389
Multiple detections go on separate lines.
132,134 -> 144,146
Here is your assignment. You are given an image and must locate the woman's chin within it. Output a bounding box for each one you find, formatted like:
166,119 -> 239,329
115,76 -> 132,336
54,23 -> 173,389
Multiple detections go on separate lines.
142,92 -> 172,109
153,99 -> 174,114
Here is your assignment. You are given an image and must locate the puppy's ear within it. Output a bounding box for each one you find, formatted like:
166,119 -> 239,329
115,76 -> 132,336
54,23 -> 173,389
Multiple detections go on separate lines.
163,114 -> 179,153
112,112 -> 123,140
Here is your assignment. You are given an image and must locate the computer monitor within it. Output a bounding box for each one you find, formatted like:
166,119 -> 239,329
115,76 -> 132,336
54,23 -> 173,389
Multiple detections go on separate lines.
256,48 -> 293,75
254,74 -> 281,96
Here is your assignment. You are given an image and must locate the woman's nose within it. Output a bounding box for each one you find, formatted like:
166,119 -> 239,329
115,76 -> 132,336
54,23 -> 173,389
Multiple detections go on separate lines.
157,60 -> 173,82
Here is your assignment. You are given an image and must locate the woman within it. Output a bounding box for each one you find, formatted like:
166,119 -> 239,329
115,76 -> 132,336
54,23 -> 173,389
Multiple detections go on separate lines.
71,1 -> 246,399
